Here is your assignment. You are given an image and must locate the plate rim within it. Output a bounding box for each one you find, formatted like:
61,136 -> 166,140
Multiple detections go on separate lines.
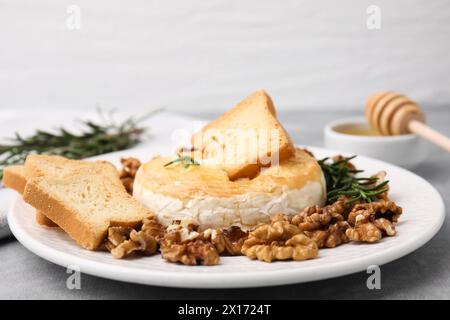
7,146 -> 446,288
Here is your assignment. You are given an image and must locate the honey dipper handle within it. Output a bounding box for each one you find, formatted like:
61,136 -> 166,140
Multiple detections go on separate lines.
408,120 -> 450,152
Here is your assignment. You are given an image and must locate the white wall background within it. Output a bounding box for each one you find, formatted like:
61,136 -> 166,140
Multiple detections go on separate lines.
1,0 -> 449,114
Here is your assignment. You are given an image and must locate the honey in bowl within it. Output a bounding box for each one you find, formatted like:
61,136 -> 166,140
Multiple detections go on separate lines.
334,124 -> 382,137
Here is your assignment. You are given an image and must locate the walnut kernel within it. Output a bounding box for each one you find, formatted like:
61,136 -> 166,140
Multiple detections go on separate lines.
241,213 -> 318,262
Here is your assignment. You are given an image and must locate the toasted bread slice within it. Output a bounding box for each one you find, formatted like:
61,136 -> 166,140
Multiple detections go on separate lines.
23,172 -> 153,250
24,155 -> 125,227
2,165 -> 58,227
192,90 -> 295,180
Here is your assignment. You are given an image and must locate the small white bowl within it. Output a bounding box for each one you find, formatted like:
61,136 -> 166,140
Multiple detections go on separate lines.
324,117 -> 426,169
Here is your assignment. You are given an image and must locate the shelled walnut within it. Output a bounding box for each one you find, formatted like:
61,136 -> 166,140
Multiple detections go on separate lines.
241,214 -> 318,262
160,227 -> 220,265
291,198 -> 351,248
119,157 -> 141,194
105,215 -> 163,259
346,200 -> 402,243
109,229 -> 158,259
291,197 -> 348,232
291,205 -> 332,231
305,221 -> 350,248
141,216 -> 166,243
203,226 -> 248,256
104,226 -> 132,251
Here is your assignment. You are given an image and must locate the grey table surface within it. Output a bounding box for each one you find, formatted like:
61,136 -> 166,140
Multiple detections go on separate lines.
1,108 -> 449,300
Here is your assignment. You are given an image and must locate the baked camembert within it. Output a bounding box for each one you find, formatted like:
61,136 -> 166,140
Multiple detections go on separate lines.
133,148 -> 326,230
134,91 -> 326,230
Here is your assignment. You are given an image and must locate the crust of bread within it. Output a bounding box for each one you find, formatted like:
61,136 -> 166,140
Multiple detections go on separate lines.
35,211 -> 58,227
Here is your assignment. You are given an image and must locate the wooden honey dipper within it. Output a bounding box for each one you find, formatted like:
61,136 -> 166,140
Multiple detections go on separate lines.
365,92 -> 450,152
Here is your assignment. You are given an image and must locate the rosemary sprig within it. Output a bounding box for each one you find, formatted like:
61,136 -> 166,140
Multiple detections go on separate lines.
318,155 -> 389,204
0,109 -> 161,181
164,153 -> 200,169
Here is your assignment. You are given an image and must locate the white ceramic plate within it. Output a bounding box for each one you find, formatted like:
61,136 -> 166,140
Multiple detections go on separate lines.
8,146 -> 445,288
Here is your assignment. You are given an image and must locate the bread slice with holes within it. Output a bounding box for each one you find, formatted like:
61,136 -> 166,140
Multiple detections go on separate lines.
2,165 -> 58,227
23,171 -> 153,250
192,90 -> 295,180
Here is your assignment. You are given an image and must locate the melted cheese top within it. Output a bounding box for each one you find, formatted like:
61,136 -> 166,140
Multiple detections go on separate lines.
134,149 -> 324,200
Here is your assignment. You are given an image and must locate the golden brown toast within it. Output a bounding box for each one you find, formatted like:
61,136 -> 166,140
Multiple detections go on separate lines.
23,171 -> 153,250
192,90 -> 295,180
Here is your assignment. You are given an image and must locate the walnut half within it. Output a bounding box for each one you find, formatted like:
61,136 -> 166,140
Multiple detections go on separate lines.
305,221 -> 350,248
105,216 -> 163,259
241,214 -> 318,263
160,226 -> 220,266
346,200 -> 402,243
291,196 -> 348,232
291,197 -> 350,249
202,226 -> 248,256
110,229 -> 158,259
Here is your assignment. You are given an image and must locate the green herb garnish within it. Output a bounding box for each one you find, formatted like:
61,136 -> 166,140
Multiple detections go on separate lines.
318,155 -> 389,205
0,108 -> 161,181
164,153 -> 200,169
